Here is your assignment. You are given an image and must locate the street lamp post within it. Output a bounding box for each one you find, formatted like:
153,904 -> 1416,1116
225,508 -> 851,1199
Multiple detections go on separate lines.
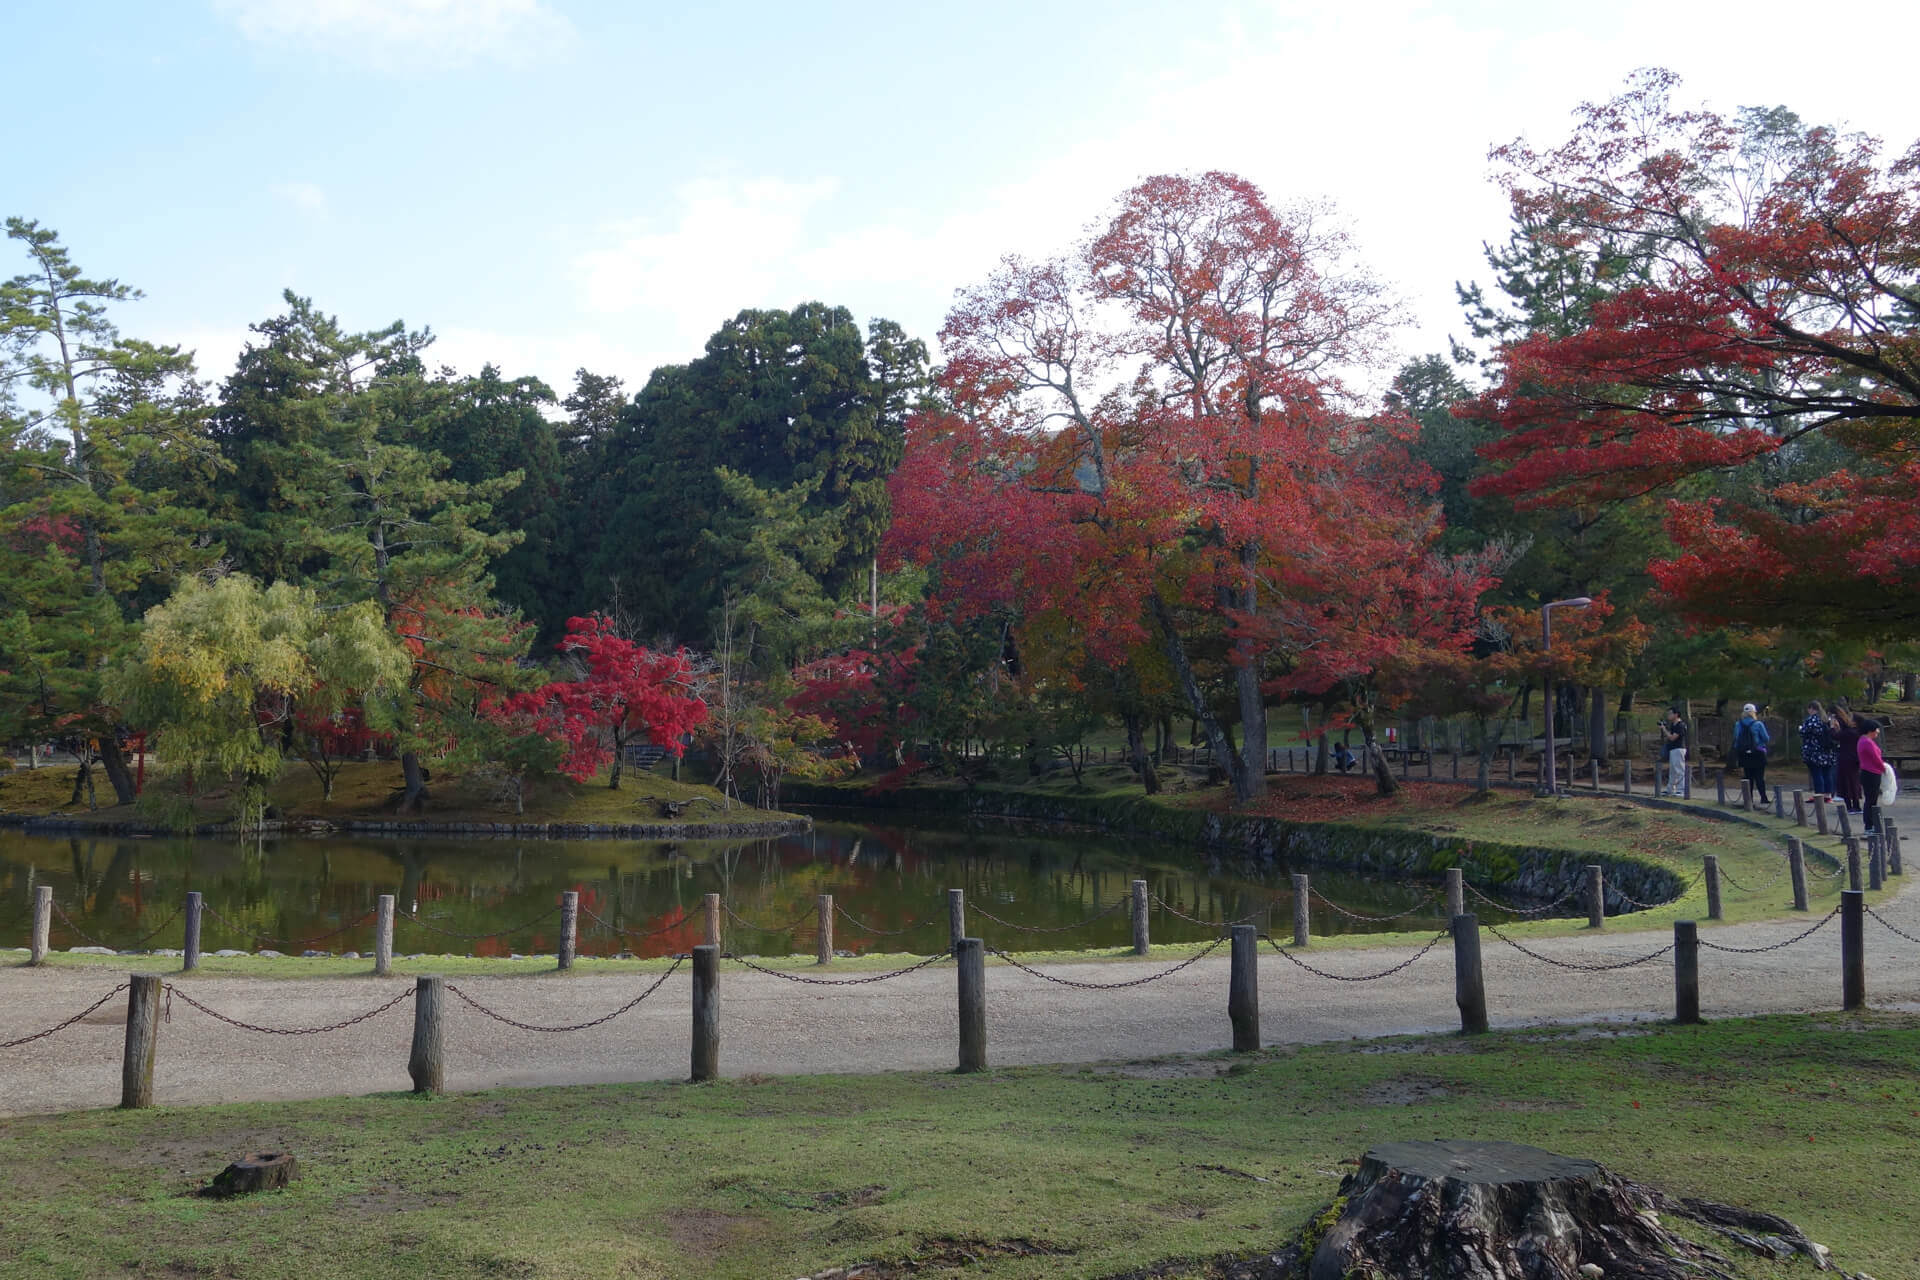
1541,597 -> 1594,796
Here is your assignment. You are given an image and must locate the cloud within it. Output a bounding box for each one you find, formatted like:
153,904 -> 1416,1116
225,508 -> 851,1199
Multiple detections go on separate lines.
270,181 -> 327,214
214,0 -> 574,68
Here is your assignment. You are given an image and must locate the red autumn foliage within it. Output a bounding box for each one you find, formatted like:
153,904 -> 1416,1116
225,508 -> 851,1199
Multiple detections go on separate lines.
511,614 -> 709,784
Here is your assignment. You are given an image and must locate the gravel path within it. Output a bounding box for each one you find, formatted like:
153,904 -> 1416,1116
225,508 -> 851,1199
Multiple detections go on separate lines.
5,826 -> 1918,1116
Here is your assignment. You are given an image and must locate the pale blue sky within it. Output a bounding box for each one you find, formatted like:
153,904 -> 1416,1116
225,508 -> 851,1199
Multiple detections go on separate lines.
7,0 -> 1917,398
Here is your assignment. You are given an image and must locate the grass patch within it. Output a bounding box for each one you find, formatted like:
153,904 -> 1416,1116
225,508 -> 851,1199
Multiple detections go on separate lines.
1,1013 -> 1913,1278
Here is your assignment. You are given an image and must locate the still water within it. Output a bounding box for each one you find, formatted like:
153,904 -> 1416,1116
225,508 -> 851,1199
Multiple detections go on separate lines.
1,813 -> 1463,958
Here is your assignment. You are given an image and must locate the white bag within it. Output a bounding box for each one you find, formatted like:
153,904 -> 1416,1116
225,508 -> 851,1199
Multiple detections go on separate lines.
1882,765 -> 1898,807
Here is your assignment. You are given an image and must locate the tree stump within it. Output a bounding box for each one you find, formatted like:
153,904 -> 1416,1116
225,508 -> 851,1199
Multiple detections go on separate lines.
206,1152 -> 299,1197
1309,1140 -> 1735,1280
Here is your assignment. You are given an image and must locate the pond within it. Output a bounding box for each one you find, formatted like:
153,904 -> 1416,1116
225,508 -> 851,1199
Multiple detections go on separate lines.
0,813 -> 1466,959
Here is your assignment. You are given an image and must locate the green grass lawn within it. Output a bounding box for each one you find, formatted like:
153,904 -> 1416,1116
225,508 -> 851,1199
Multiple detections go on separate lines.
1,1013 -> 1913,1279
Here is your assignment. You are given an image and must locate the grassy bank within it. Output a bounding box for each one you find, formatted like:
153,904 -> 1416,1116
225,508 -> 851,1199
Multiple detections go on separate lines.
1,1013 -> 1913,1279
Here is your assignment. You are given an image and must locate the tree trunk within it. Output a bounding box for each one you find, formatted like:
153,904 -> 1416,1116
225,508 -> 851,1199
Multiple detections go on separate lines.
1362,728 -> 1398,796
398,751 -> 429,813
1149,593 -> 1255,803
70,760 -> 90,807
98,737 -> 137,807
1124,712 -> 1160,795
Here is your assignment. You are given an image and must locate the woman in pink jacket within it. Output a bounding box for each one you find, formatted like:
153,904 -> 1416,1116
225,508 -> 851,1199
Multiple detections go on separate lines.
1858,719 -> 1886,836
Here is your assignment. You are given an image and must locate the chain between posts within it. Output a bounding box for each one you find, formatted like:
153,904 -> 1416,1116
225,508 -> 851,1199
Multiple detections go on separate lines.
1309,886 -> 1439,923
1150,895 -> 1275,928
721,902 -> 819,934
986,936 -> 1228,990
723,951 -> 951,985
1697,905 -> 1841,953
447,957 -> 684,1032
968,895 -> 1130,934
162,983 -> 414,1035
1461,881 -> 1583,916
831,903 -> 934,936
390,904 -> 559,941
49,901 -> 185,951
1484,923 -> 1674,971
579,904 -> 697,941
200,901 -> 378,948
0,983 -> 130,1050
1610,870 -> 1704,911
1262,931 -> 1449,981
1864,904 -> 1920,947
1716,858 -> 1790,892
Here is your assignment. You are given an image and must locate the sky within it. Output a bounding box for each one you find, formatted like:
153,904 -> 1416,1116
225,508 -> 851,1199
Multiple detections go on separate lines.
7,0 -> 1920,404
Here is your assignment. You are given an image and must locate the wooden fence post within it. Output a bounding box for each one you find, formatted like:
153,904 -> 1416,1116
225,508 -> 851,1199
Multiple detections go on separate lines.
1841,891 -> 1865,1012
1704,855 -> 1722,921
1622,762 -> 1632,795
1131,879 -> 1150,956
1586,865 -> 1605,930
1591,760 -> 1601,790
1673,921 -> 1700,1025
1788,838 -> 1809,912
1814,795 -> 1830,835
408,975 -> 444,1095
1445,867 -> 1464,921
816,894 -> 833,965
1740,779 -> 1753,811
1452,914 -> 1488,1034
1836,803 -> 1854,839
1716,769 -> 1727,806
1792,790 -> 1806,825
29,884 -> 50,965
558,891 -> 578,971
702,893 -> 721,949
1291,874 -> 1310,947
120,973 -> 163,1109
1683,762 -> 1692,799
1886,821 -> 1904,876
691,945 -> 719,1082
1228,924 -> 1259,1052
948,889 -> 965,954
183,892 -> 203,972
1845,839 -> 1863,892
1869,835 -> 1885,891
955,937 -> 986,1072
1773,789 -> 1785,820
375,894 -> 395,977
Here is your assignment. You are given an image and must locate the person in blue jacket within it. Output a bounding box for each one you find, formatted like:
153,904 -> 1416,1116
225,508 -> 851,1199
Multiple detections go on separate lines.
1733,702 -> 1772,805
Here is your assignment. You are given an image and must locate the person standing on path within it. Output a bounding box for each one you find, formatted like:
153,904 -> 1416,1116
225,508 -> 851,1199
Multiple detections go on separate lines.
1661,708 -> 1689,795
1734,703 -> 1772,805
1800,701 -> 1838,801
1836,704 -> 1866,813
1860,719 -> 1887,835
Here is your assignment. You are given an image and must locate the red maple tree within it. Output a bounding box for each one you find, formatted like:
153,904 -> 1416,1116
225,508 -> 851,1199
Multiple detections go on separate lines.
518,614 -> 709,788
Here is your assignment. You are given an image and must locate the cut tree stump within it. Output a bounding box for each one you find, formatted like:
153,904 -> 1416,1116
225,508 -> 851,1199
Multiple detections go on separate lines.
206,1151 -> 300,1197
1309,1140 -> 1737,1280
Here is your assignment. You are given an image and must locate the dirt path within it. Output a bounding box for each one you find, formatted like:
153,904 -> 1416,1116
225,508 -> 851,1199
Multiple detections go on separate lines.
5,826 -> 1918,1117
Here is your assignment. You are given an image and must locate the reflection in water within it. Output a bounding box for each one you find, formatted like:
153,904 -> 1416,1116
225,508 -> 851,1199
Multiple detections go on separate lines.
1,815 -> 1477,958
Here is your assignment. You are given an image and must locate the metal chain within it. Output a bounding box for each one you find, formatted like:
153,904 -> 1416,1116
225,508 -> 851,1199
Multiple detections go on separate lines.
723,951 -> 952,985
391,903 -> 559,941
1309,885 -> 1439,923
1717,858 -> 1790,893
1262,931 -> 1449,982
447,957 -> 684,1032
49,901 -> 186,951
579,904 -> 696,940
1698,906 -> 1841,953
47,900 -> 121,950
163,983 -> 414,1036
1150,895 -> 1275,928
721,901 -> 819,934
1462,880 -> 1583,916
1611,870 -> 1703,911
987,936 -> 1228,990
832,902 -> 933,936
1484,923 -> 1675,971
0,983 -> 130,1050
201,901 -> 377,949
969,895 -> 1131,934
1864,904 -> 1920,947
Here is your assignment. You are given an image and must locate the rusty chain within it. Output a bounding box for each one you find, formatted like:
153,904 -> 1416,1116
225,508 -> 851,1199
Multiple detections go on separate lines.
1262,931 -> 1449,982
162,983 -> 414,1035
1309,885 -> 1439,923
200,901 -> 377,949
0,982 -> 130,1050
391,903 -> 559,941
1698,906 -> 1841,953
1484,922 -> 1674,971
47,900 -> 121,950
447,957 -> 684,1032
969,895 -> 1130,934
1864,904 -> 1920,947
987,936 -> 1228,990
723,951 -> 952,985
1150,894 -> 1275,928
832,902 -> 933,936
580,904 -> 697,940
1462,880 -> 1583,916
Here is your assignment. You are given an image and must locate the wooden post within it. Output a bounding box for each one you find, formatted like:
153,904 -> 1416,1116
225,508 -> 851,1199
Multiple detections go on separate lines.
1845,839 -> 1863,892
1291,874 -> 1310,947
1841,891 -> 1865,1012
947,889 -> 965,954
1591,759 -> 1601,790
1814,795 -> 1830,835
1505,750 -> 1515,782
29,884 -> 50,964
816,894 -> 833,965
1869,835 -> 1885,891
1788,839 -> 1809,912
1130,879 -> 1150,956
1740,779 -> 1753,811
1673,921 -> 1700,1025
1228,924 -> 1259,1052
1773,789 -> 1785,820
691,945 -> 719,1082
1704,855 -> 1722,921
183,892 -> 203,971
1452,914 -> 1488,1035
1886,821 -> 1904,876
702,893 -> 721,949
375,894 -> 395,977
1715,769 -> 1727,805
1445,867 -> 1464,921
120,973 -> 163,1109
1837,803 -> 1854,839
1682,762 -> 1692,800
1793,790 -> 1806,826
1622,762 -> 1632,795
558,891 -> 578,971
955,937 -> 986,1073
408,975 -> 444,1095
1586,865 -> 1605,929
